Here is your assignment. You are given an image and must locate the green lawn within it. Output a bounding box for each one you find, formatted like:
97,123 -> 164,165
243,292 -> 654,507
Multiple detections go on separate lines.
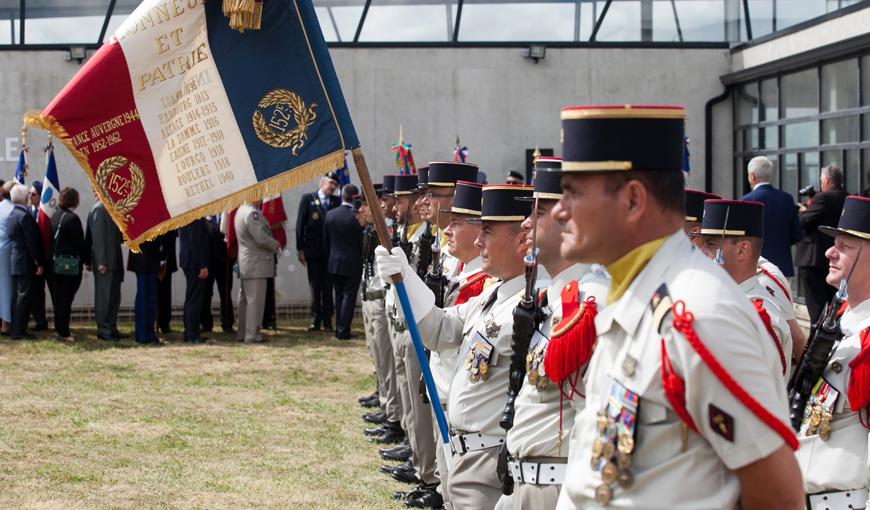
0,321 -> 406,509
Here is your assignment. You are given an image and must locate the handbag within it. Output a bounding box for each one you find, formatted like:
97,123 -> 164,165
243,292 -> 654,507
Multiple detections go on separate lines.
53,212 -> 81,276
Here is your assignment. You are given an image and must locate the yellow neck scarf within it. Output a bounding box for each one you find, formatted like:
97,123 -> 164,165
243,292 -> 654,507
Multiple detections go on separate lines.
606,236 -> 668,304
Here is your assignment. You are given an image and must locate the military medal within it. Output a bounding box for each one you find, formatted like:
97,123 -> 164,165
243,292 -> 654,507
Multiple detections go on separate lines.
819,411 -> 833,441
528,365 -> 539,386
597,412 -> 608,433
464,351 -> 474,370
618,432 -> 634,454
535,372 -> 549,392
617,468 -> 634,489
469,370 -> 480,383
601,461 -> 618,484
595,484 -> 612,505
621,355 -> 637,377
479,360 -> 489,381
312,211 -> 320,220
485,317 -> 500,338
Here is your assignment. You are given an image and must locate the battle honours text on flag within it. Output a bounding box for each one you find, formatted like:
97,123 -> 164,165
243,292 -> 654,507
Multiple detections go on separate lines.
25,0 -> 358,250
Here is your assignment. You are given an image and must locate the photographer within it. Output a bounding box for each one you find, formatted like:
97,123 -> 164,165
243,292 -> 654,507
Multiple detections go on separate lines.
796,164 -> 847,325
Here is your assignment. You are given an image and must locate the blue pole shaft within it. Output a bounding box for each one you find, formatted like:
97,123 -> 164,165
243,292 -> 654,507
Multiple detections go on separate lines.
394,281 -> 450,444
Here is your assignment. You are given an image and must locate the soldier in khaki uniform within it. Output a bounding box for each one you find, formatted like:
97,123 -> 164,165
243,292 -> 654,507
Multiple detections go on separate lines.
378,173 -> 434,484
359,187 -> 403,434
796,195 -> 869,509
234,200 -> 279,343
552,105 -> 803,510
376,184 -> 535,509
498,158 -> 609,510
696,199 -> 794,379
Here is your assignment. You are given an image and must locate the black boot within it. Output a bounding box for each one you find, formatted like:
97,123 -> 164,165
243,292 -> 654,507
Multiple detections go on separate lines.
364,425 -> 388,437
360,395 -> 381,409
389,460 -> 421,485
363,410 -> 386,424
372,422 -> 405,445
357,391 -> 378,404
405,484 -> 443,508
380,443 -> 412,461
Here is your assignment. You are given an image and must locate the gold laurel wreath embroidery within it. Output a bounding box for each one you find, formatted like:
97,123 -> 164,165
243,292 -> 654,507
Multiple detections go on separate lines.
95,156 -> 145,223
252,89 -> 317,155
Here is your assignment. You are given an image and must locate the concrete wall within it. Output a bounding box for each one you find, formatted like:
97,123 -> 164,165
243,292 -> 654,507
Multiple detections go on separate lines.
0,46 -> 732,309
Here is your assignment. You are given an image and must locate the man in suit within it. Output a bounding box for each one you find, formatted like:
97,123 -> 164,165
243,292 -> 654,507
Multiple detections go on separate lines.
28,181 -> 48,331
156,230 -> 178,334
201,215 -> 233,333
180,218 -> 210,343
235,200 -> 280,343
7,184 -> 44,339
741,156 -> 803,277
296,172 -> 339,331
795,164 -> 848,324
128,239 -> 162,345
86,199 -> 125,340
325,184 -> 363,340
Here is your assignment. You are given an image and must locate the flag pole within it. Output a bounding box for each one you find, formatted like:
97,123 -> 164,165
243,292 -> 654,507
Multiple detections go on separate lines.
351,147 -> 452,460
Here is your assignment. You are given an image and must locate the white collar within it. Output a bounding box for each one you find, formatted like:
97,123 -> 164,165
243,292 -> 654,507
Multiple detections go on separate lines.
842,298 -> 870,335
495,273 -> 526,304
752,182 -> 771,190
458,256 -> 484,279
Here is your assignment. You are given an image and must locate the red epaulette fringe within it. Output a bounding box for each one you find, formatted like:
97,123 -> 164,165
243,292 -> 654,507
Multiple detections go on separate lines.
543,281 -> 598,384
454,271 -> 489,305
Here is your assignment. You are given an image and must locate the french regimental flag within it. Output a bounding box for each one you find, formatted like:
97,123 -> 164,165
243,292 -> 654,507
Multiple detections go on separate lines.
24,0 -> 358,250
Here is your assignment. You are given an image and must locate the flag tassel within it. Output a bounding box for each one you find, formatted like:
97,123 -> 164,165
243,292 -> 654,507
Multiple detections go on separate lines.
223,0 -> 264,33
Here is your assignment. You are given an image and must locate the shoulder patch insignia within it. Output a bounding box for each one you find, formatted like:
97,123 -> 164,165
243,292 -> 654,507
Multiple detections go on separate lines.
708,403 -> 734,442
649,283 -> 673,335
252,211 -> 260,220
765,286 -> 775,297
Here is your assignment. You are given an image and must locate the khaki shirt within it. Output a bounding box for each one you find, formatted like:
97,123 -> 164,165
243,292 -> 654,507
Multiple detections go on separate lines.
507,263 -> 610,460
418,274 -> 526,435
430,256 -> 486,405
797,298 -> 870,494
234,204 -> 278,279
739,275 -> 794,379
757,257 -> 795,321
557,233 -> 789,510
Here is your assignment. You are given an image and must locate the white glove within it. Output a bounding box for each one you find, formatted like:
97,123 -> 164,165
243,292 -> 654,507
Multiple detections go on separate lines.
375,245 -> 413,282
375,245 -> 435,320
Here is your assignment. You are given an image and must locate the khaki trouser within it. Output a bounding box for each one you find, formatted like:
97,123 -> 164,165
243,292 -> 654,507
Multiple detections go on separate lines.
238,277 -> 266,342
388,318 -> 411,435
447,447 -> 502,510
401,329 -> 437,484
435,403 -> 453,509
511,483 -> 561,509
363,298 -> 401,422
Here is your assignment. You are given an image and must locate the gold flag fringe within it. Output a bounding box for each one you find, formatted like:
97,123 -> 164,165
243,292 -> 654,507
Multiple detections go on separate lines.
23,109 -> 345,253
223,0 -> 263,32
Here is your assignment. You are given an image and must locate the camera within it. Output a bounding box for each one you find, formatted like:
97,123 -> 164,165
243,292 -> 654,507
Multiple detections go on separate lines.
798,185 -> 816,198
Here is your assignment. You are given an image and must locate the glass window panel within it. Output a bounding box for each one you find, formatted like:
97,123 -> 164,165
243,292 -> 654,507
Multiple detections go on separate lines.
0,3 -> 17,44
774,0 -> 825,31
762,126 -> 778,149
801,152 -> 820,191
864,113 -> 870,141
821,149 -> 842,168
782,68 -> 819,119
863,56 -> 870,106
736,82 -> 759,126
578,2 -> 596,41
595,1 -> 640,41
784,121 -> 818,148
323,3 -> 366,42
360,2 -> 456,42
27,16 -> 108,44
782,153 -> 798,198
760,78 -> 778,121
458,3 -> 574,42
747,0 -> 773,37
653,0 -> 725,42
821,59 -> 859,112
735,128 -> 743,153
102,0 -> 138,42
822,116 -> 859,144
743,127 -> 759,152
314,7 -> 339,42
845,149 -> 861,196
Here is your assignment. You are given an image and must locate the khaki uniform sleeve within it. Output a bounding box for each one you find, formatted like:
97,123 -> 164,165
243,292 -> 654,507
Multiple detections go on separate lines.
417,296 -> 479,352
248,214 -> 279,252
667,296 -> 790,470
